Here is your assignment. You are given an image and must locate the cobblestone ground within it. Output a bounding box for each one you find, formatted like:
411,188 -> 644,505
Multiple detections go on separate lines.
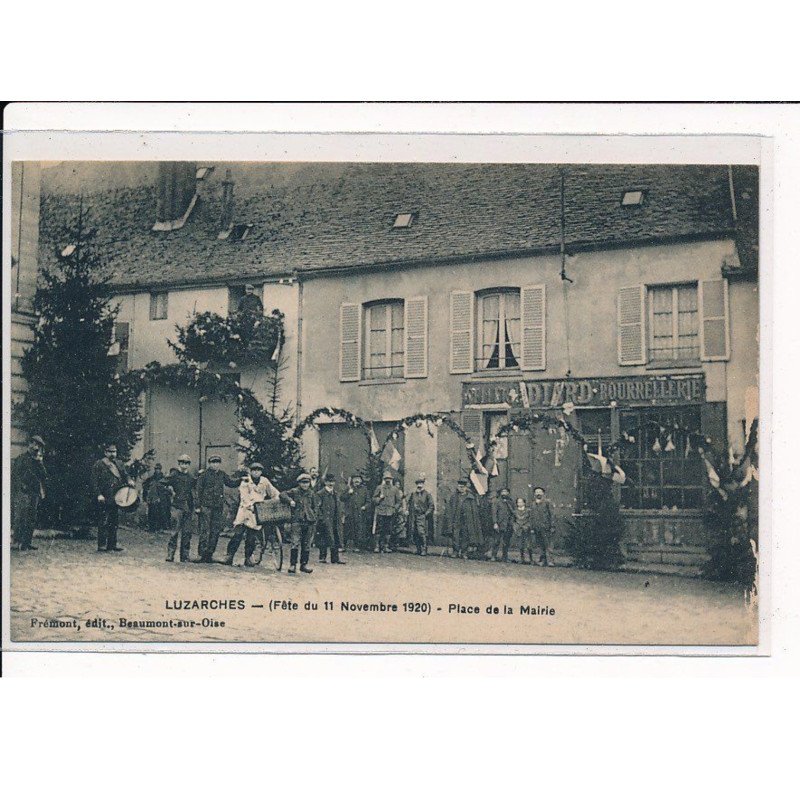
9,526 -> 757,646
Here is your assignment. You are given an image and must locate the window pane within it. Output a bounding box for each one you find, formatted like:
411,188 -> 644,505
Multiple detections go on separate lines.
370,304 -> 386,332
652,288 -> 673,312
504,292 -> 520,320
677,285 -> 697,312
482,294 -> 500,320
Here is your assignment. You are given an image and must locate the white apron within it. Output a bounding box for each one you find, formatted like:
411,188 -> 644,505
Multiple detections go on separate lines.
233,476 -> 280,530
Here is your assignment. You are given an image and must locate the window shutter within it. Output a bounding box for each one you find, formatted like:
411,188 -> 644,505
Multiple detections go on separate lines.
404,296 -> 428,378
520,284 -> 546,371
449,290 -> 474,374
339,302 -> 361,382
618,285 -> 646,365
699,279 -> 730,361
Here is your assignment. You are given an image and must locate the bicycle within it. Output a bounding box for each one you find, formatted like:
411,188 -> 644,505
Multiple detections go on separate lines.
253,523 -> 284,571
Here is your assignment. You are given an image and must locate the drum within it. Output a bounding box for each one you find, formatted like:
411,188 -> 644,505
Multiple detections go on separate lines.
254,498 -> 291,525
114,485 -> 140,513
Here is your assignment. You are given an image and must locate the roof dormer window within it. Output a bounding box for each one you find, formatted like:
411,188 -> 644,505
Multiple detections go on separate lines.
621,190 -> 645,206
392,213 -> 414,228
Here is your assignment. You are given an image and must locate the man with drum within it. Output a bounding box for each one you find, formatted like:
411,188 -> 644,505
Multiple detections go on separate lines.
223,462 -> 280,567
194,454 -> 242,563
91,443 -> 135,553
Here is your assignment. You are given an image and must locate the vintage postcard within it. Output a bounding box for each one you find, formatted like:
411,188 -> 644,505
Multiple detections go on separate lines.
2,128 -> 766,653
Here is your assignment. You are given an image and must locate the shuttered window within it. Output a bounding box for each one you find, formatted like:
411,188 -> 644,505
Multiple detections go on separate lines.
450,290 -> 474,374
520,284 -> 546,371
339,302 -> 361,382
699,279 -> 730,361
404,296 -> 428,378
648,284 -> 699,364
364,300 -> 404,379
618,285 -> 647,365
150,291 -> 169,320
112,322 -> 130,374
478,290 -> 520,370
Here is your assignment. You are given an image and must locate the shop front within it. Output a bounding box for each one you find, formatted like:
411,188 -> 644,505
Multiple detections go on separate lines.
462,374 -> 723,564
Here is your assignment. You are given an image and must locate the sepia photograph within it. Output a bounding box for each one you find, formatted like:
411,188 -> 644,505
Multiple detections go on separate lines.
6,151 -> 762,649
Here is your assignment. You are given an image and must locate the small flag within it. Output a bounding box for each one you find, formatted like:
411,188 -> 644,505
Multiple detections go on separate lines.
471,446 -> 489,475
702,456 -> 721,490
483,450 -> 499,477
381,440 -> 402,470
519,381 -> 530,408
469,470 -> 488,496
367,423 -> 380,455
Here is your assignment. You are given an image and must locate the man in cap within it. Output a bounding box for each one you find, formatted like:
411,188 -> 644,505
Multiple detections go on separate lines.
11,435 -> 47,551
530,486 -> 555,566
445,477 -> 483,559
237,283 -> 264,316
225,462 -> 280,567
280,473 -> 318,574
91,443 -> 135,553
407,474 -> 435,556
143,463 -> 165,532
194,454 -> 243,563
164,455 -> 196,562
372,470 -> 403,553
342,473 -> 370,552
317,474 -> 346,564
490,487 -> 515,562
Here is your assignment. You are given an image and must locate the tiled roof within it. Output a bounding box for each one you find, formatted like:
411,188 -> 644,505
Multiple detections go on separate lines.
38,162 -> 738,290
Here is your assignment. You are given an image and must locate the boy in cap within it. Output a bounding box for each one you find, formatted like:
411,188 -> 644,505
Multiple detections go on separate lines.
225,462 -> 280,566
372,471 -> 403,553
164,454 -> 196,562
317,475 -> 346,564
280,473 -> 318,574
530,486 -> 555,566
407,474 -> 434,555
194,454 -> 242,562
11,435 -> 47,551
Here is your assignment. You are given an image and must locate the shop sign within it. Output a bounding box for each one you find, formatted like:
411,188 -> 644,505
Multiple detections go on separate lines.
462,375 -> 705,409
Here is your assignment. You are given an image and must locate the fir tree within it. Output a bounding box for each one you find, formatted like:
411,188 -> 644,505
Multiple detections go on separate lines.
15,204 -> 144,526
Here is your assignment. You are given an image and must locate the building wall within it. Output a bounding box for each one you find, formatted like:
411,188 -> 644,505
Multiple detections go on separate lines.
9,162 -> 42,456
113,279 -> 299,468
301,238 -> 739,419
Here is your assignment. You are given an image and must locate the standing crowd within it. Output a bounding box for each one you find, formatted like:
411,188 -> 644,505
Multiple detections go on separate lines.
12,439 -> 556,570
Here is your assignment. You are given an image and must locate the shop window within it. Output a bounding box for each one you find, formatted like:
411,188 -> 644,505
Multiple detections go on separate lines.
648,284 -> 699,365
478,289 -> 520,370
149,291 -> 169,320
618,407 -> 704,510
364,300 -> 404,379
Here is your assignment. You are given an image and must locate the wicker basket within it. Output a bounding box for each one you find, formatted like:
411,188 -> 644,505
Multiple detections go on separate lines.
254,498 -> 291,525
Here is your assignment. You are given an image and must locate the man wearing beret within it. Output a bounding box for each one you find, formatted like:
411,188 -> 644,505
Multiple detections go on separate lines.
194,454 -> 242,563
11,435 -> 47,552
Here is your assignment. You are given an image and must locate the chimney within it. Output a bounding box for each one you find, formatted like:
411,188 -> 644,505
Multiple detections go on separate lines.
154,162 -> 197,230
221,169 -> 234,231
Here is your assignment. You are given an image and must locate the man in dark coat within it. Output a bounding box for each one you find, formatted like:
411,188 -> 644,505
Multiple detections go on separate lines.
280,473 -> 318,574
530,486 -> 555,566
316,475 -> 346,564
237,284 -> 263,316
164,455 -> 196,562
143,463 -> 165,531
91,443 -> 134,553
194,454 -> 242,562
446,478 -> 483,559
341,474 -> 370,552
490,487 -> 515,562
11,435 -> 47,551
407,474 -> 434,555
